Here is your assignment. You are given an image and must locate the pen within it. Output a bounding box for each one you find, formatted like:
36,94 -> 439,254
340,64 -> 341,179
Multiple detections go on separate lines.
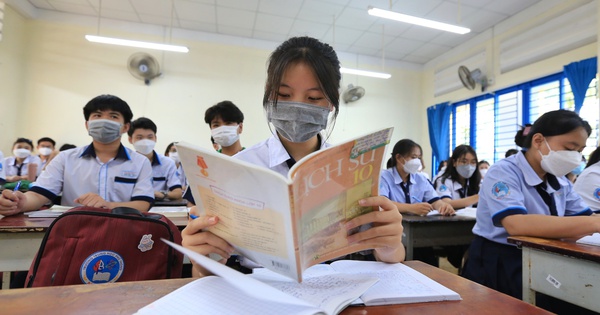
13,181 -> 22,192
411,196 -> 420,203
189,214 -> 198,220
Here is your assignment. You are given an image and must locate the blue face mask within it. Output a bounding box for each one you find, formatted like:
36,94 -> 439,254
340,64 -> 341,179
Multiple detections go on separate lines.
571,161 -> 586,176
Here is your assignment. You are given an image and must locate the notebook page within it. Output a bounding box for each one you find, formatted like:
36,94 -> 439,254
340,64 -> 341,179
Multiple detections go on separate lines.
136,276 -> 324,315
576,233 -> 600,246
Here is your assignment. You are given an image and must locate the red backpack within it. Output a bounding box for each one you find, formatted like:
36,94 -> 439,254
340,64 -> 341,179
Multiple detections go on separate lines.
26,207 -> 184,287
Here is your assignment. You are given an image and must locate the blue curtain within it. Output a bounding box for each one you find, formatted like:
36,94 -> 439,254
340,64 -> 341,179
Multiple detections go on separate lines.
427,102 -> 452,168
563,57 -> 597,114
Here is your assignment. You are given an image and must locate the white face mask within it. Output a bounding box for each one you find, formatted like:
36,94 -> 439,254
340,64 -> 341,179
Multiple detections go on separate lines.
13,148 -> 31,159
169,152 -> 180,164
457,164 -> 476,178
539,139 -> 582,177
403,158 -> 422,174
479,168 -> 488,177
211,125 -> 240,147
38,147 -> 53,156
133,139 -> 156,155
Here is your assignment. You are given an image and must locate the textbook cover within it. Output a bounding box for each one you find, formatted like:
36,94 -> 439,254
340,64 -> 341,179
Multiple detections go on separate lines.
176,127 -> 392,282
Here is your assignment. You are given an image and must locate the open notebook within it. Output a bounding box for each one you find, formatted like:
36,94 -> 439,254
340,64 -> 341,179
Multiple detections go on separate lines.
136,241 -> 461,315
24,205 -> 73,218
576,233 -> 600,246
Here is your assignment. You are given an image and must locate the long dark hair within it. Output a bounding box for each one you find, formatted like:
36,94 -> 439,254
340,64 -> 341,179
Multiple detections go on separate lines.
587,147 -> 600,168
386,139 -> 420,169
437,145 -> 480,195
515,110 -> 591,148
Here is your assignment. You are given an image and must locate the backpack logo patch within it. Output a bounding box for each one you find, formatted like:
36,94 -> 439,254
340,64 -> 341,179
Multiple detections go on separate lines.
80,251 -> 124,284
138,234 -> 154,252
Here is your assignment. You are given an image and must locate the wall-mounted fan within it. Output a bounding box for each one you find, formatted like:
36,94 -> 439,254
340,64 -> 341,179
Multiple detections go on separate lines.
458,65 -> 488,92
127,52 -> 161,85
342,84 -> 365,103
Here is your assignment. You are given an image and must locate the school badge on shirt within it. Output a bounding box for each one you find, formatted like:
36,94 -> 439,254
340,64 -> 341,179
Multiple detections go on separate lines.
491,182 -> 510,199
80,250 -> 124,284
594,188 -> 600,201
439,184 -> 448,192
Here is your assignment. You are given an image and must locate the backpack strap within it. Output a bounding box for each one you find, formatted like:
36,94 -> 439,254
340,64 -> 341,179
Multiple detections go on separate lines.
111,207 -> 143,216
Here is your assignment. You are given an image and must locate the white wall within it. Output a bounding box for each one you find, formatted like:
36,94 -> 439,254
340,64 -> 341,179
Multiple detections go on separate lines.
1,7 -> 423,163
0,5 -> 27,154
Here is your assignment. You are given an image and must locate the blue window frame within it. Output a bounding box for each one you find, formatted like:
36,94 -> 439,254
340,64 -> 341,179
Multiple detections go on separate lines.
448,72 -> 598,165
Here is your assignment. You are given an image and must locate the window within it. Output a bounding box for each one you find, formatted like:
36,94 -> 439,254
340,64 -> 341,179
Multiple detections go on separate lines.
450,72 -> 598,164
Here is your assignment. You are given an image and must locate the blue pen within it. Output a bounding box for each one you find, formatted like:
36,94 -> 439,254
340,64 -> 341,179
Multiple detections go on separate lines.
189,214 -> 198,220
13,181 -> 22,192
411,196 -> 420,203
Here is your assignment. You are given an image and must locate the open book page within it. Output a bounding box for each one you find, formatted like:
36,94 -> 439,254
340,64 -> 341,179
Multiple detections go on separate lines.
576,233 -> 600,246
25,205 -> 73,217
426,207 -> 476,217
149,206 -> 189,218
289,128 -> 393,272
329,260 -> 461,305
251,267 -> 378,315
177,142 -> 299,280
136,276 -> 325,315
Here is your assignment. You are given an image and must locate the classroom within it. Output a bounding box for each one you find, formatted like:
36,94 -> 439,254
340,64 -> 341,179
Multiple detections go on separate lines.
1,0 -> 599,314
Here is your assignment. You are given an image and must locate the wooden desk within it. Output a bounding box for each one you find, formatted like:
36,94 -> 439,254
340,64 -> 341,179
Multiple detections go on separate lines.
508,236 -> 600,312
0,261 -> 550,315
402,215 -> 476,260
0,214 -> 188,289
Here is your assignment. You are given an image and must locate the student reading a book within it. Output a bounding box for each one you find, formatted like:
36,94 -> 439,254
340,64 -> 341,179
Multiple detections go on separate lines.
165,142 -> 187,191
380,139 -> 454,216
573,146 -> 600,212
128,117 -> 183,201
433,144 -> 480,209
0,94 -> 155,216
4,138 -> 42,182
182,36 -> 405,276
462,110 -> 598,314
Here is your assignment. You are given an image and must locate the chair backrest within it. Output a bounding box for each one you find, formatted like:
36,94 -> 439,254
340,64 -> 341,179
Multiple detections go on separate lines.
26,206 -> 183,287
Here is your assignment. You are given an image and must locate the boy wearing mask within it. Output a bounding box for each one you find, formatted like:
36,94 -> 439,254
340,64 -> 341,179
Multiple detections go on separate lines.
205,100 -> 245,157
0,94 -> 154,216
37,137 -> 57,170
128,117 -> 182,201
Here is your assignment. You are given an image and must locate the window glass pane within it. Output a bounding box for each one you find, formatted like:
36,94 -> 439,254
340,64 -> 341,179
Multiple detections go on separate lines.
576,78 -> 599,160
455,104 -> 470,147
475,98 -> 495,163
495,91 -> 520,162
530,80 -> 560,122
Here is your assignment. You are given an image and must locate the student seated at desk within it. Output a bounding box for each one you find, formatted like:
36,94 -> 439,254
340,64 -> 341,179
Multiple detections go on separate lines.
462,110 -> 598,314
0,94 -> 154,216
380,139 -> 454,216
574,146 -> 600,212
4,138 -> 42,182
434,145 -> 480,209
181,36 -> 405,277
165,142 -> 187,192
36,137 -> 57,171
128,117 -> 182,201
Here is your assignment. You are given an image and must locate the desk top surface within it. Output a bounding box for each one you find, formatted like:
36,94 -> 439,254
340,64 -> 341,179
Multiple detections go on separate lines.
508,236 -> 600,263
0,261 -> 550,315
0,213 -> 188,232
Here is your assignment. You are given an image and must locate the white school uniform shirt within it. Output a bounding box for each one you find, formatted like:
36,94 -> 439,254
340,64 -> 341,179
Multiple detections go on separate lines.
29,143 -> 155,206
434,176 -> 475,200
149,151 -> 182,192
573,161 -> 600,212
175,163 -> 187,188
0,150 -> 5,183
4,154 -> 42,178
472,151 -> 591,245
234,133 -> 330,177
379,168 -> 440,204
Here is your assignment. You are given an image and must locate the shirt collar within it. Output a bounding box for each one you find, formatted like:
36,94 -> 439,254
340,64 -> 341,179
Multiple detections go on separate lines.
392,167 -> 415,185
80,142 -> 130,161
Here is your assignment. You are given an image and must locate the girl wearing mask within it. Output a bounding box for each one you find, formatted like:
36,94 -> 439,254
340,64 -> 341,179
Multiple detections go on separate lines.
477,160 -> 490,180
165,142 -> 187,191
380,139 -> 454,216
434,145 -> 481,209
4,138 -> 42,182
462,110 -> 597,312
182,36 -> 405,277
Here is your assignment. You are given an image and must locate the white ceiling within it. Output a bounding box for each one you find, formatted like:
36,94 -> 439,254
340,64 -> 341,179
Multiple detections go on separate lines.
15,0 -> 542,65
